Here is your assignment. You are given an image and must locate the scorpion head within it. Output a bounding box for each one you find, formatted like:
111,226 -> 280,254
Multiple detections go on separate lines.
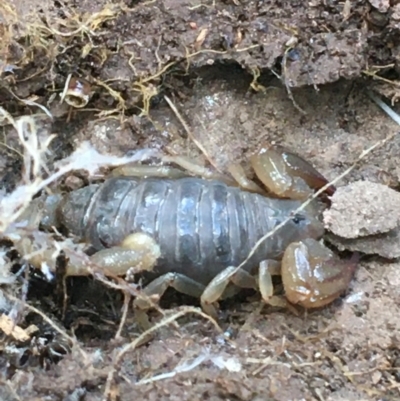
289,209 -> 325,241
265,198 -> 325,263
276,198 -> 325,247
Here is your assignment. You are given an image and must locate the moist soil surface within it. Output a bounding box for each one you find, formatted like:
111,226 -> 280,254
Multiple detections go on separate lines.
1,1 -> 400,400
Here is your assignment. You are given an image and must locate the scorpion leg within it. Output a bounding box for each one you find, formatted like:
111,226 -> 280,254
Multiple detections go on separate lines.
162,155 -> 237,186
132,273 -> 207,328
113,155 -> 237,186
133,272 -> 246,318
133,273 -> 206,310
200,266 -> 258,317
258,260 -> 288,308
227,164 -> 265,194
200,261 -> 286,316
110,164 -> 189,179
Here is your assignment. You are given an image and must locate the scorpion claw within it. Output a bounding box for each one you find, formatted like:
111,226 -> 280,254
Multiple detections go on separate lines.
65,232 -> 162,277
281,238 -> 358,309
250,145 -> 336,200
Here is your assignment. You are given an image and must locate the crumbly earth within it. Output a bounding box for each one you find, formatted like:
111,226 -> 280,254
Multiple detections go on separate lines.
2,1 -> 400,401
327,227 -> 400,259
324,181 -> 400,238
323,181 -> 400,259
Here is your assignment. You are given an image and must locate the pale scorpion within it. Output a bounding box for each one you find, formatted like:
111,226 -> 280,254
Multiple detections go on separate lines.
13,145 -> 357,318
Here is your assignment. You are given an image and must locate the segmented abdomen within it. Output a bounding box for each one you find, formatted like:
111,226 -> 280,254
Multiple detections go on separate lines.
81,177 -> 304,284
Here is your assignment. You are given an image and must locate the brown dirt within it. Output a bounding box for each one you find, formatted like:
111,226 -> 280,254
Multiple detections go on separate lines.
324,181 -> 400,238
2,1 -> 400,400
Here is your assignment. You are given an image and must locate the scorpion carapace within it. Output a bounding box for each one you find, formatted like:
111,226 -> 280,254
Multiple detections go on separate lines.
14,145 -> 357,318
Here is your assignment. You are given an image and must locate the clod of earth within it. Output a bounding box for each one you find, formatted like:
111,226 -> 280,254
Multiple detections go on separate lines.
324,180 -> 400,258
323,180 -> 400,238
326,228 -> 400,259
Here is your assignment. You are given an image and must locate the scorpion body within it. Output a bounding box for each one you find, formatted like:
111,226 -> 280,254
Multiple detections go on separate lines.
15,145 -> 357,317
56,176 -> 324,285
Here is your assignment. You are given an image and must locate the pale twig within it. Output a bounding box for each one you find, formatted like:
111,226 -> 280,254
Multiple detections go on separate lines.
135,350 -> 210,385
163,95 -> 223,174
114,291 -> 131,340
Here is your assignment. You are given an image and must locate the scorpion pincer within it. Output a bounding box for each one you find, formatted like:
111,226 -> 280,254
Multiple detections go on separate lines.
14,146 -> 358,317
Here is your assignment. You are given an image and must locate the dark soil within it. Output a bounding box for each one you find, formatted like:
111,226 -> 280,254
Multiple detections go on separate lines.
1,1 -> 400,400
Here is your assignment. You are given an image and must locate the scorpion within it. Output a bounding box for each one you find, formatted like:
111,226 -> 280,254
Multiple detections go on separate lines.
13,145 -> 357,319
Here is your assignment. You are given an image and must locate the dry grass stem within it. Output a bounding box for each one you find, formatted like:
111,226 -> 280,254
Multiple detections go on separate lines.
164,94 -> 223,173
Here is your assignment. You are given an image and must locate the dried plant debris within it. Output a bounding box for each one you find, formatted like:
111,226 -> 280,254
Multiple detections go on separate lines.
0,314 -> 38,343
323,180 -> 400,258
